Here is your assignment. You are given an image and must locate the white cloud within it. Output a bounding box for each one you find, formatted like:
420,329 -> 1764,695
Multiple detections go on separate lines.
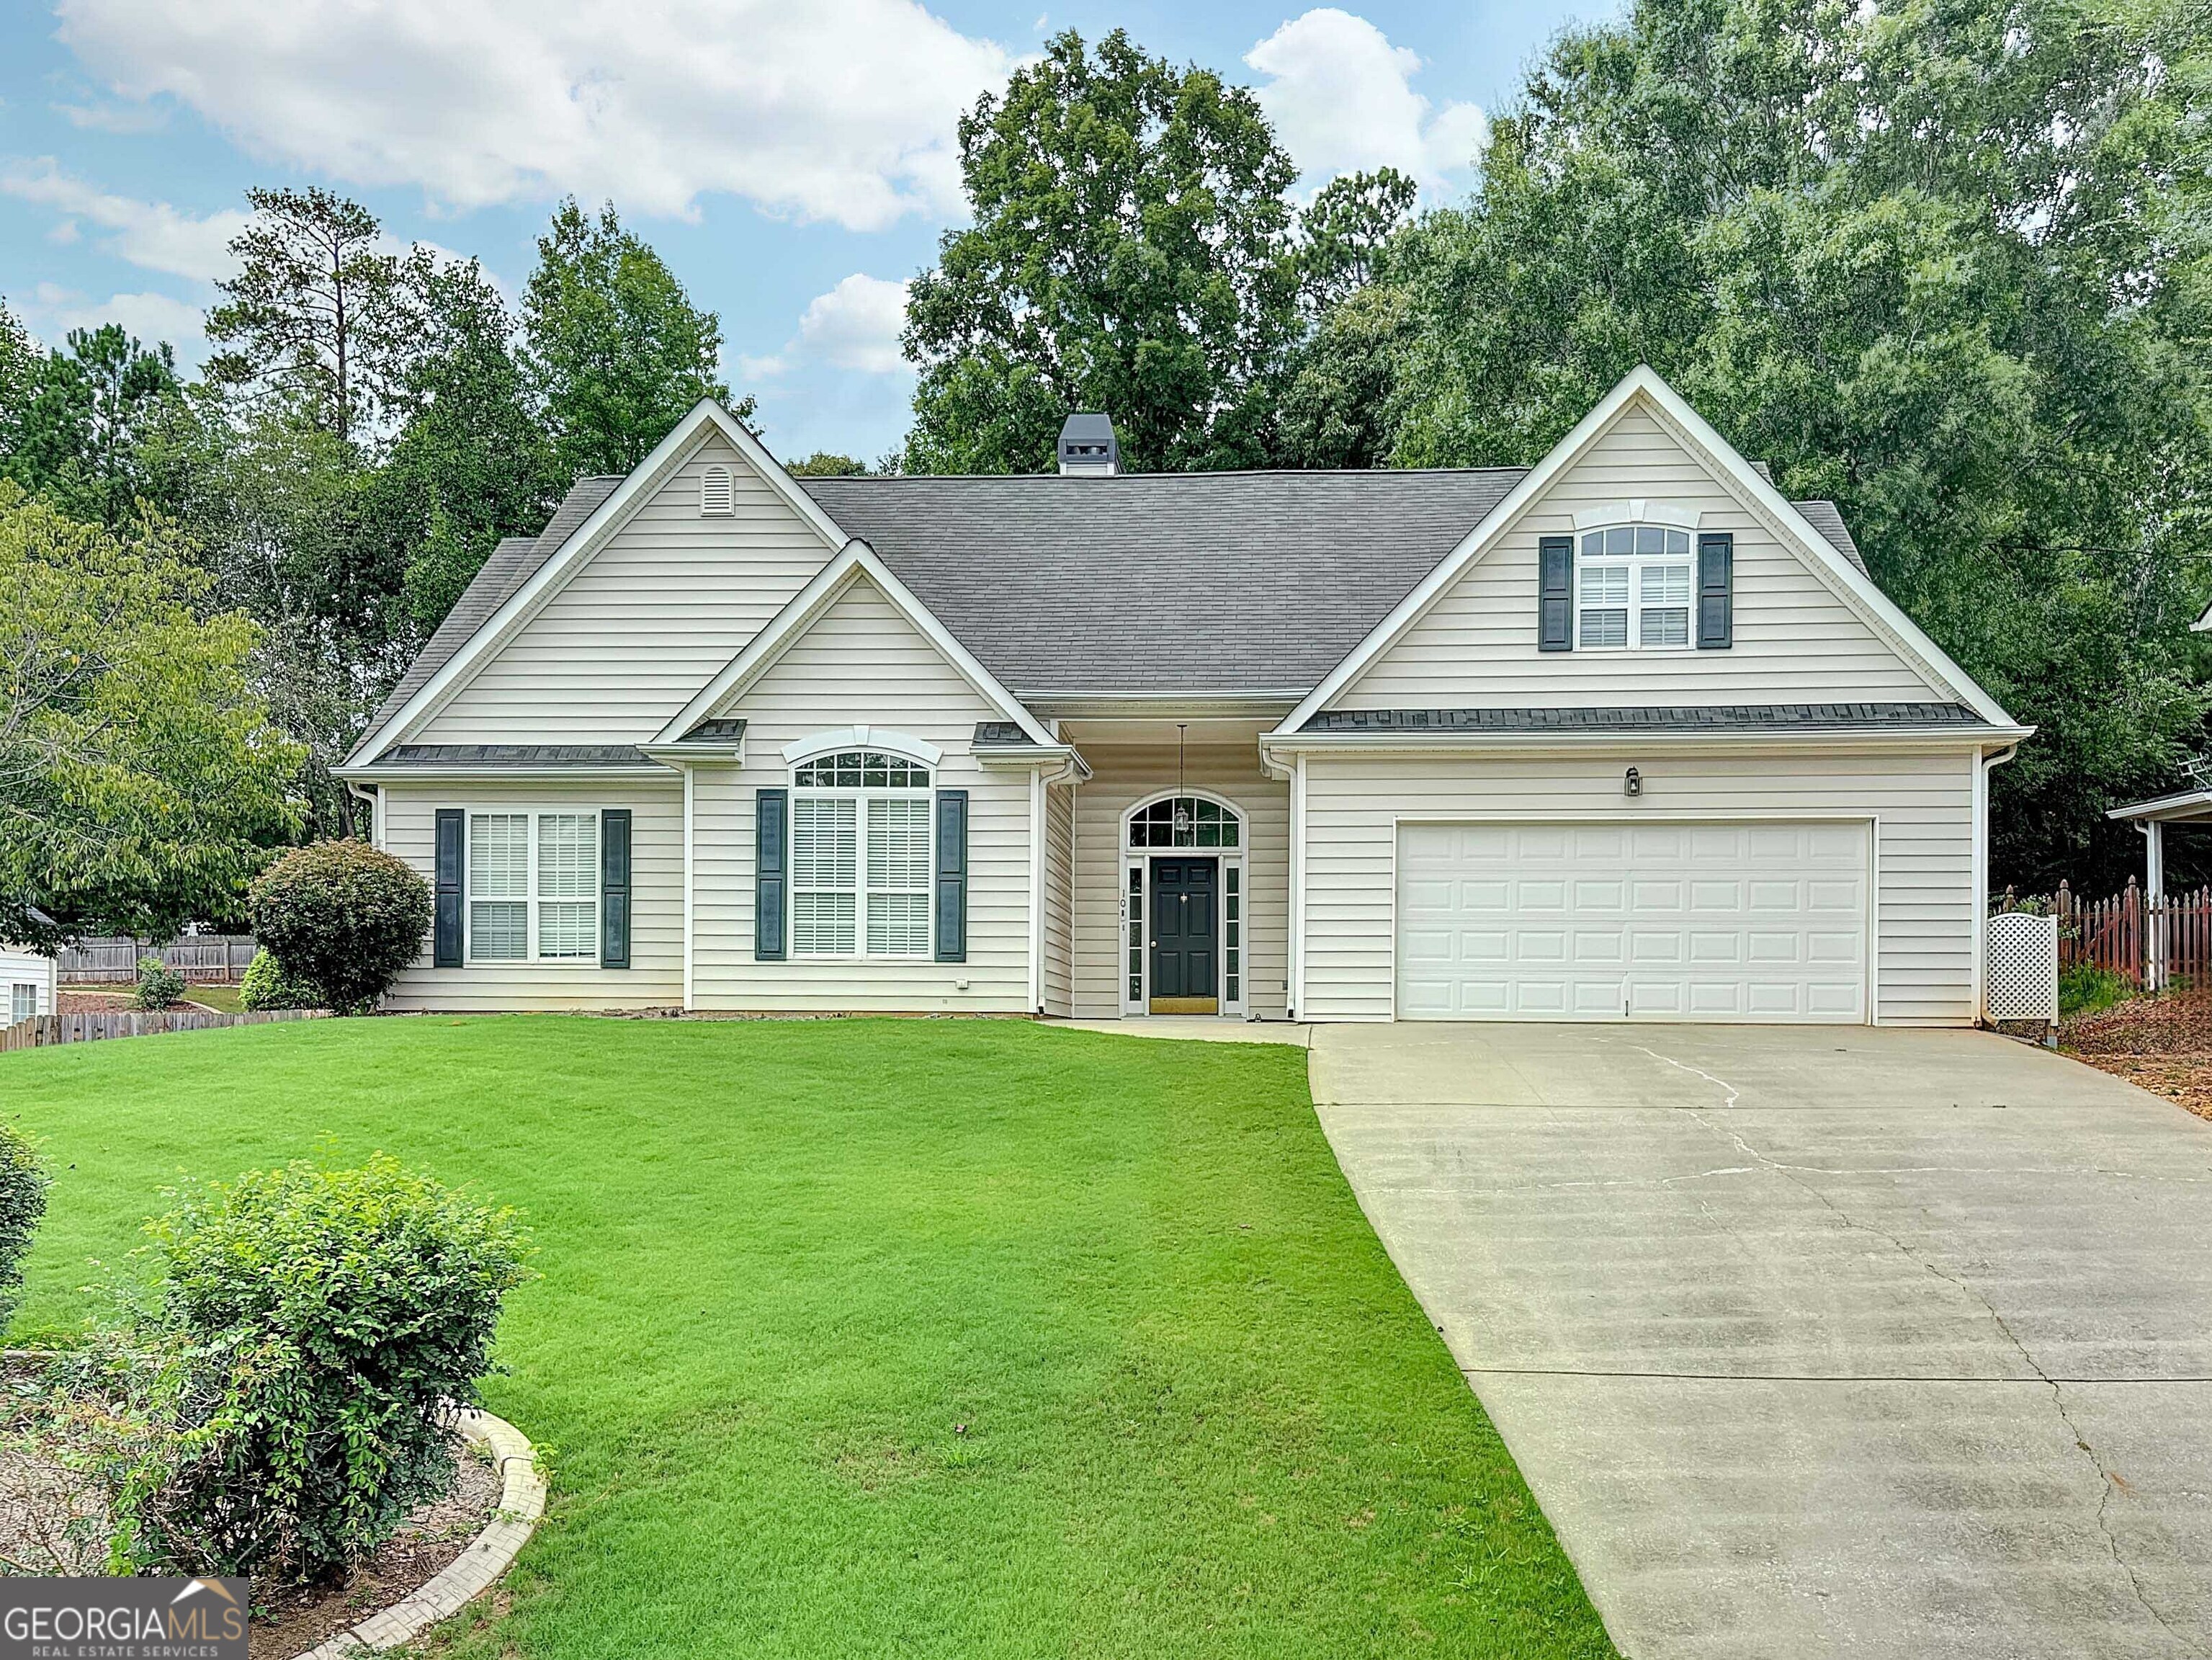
742,274 -> 911,382
1245,9 -> 1490,195
0,159 -> 248,282
53,99 -> 168,134
798,275 -> 911,374
53,0 -> 1015,231
14,285 -> 209,361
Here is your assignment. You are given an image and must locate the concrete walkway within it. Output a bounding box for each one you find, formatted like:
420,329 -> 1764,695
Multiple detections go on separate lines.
1312,1023 -> 2212,1660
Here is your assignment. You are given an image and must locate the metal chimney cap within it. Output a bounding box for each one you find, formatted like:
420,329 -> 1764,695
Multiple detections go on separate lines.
1057,412 -> 1119,476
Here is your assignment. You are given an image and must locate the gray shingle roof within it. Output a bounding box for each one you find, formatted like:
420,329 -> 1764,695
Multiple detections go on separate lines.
359,465 -> 1883,738
1300,702 -> 1984,733
805,470 -> 1524,695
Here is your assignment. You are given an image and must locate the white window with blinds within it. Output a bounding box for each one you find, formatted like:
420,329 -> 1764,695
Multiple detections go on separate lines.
9,983 -> 37,1023
790,750 -> 933,959
1577,524 -> 1695,651
467,809 -> 599,963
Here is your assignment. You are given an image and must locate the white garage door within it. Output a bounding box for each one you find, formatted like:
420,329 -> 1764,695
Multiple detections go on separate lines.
1396,821 -> 1870,1022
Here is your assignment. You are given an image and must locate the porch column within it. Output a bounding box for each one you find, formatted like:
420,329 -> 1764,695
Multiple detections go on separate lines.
2142,819 -> 2166,990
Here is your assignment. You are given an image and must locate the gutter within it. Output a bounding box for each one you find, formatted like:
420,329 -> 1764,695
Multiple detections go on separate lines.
1259,724 -> 2035,771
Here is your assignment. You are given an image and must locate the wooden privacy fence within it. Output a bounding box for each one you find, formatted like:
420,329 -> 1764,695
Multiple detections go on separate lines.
0,1009 -> 325,1053
56,935 -> 256,983
1994,880 -> 2212,989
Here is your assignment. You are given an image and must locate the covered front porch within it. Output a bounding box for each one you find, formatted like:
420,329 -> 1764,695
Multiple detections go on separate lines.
1042,713 -> 1291,1022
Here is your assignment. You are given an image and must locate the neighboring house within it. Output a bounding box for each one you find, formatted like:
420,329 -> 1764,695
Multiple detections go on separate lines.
335,367 -> 2029,1025
1,947 -> 55,1025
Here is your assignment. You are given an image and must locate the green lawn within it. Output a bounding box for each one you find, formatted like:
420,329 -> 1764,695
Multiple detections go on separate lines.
4,1017 -> 1611,1659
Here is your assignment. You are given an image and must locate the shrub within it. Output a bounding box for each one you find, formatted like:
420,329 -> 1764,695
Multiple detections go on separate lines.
0,1123 -> 47,1330
249,842 -> 433,1014
132,957 -> 185,1012
2060,963 -> 2134,1019
236,948 -> 315,1012
144,1154 -> 531,1581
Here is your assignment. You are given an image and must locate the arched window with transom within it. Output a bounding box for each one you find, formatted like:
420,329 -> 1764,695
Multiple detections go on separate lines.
789,749 -> 933,958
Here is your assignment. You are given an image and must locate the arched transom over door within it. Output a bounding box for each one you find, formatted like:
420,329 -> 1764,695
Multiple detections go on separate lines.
1121,793 -> 1246,1018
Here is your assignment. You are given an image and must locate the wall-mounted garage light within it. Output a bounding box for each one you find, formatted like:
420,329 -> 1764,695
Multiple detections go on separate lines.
1624,766 -> 1643,798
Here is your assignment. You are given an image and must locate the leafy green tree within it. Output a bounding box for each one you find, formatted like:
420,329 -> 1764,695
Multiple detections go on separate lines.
1369,0 -> 2212,888
521,199 -> 743,478
1,324 -> 190,526
900,30 -> 1301,474
0,300 -> 36,462
1295,168 -> 1416,316
378,259 -> 555,632
784,451 -> 874,476
0,483 -> 303,946
207,187 -> 425,445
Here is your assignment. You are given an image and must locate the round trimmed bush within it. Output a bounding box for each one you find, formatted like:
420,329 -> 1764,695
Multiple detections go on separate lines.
146,1154 -> 531,1581
236,947 -> 317,1012
249,842 -> 432,1014
133,956 -> 186,1011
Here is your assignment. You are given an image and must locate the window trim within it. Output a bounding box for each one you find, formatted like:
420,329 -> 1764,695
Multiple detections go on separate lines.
787,753 -> 937,963
462,806 -> 604,965
1573,523 -> 1698,654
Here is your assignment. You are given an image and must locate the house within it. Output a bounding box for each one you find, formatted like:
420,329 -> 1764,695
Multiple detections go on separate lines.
334,367 -> 2029,1025
1,946 -> 55,1025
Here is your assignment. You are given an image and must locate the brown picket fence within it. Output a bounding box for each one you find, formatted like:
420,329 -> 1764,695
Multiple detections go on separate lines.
0,1009 -> 326,1053
1993,880 -> 2212,990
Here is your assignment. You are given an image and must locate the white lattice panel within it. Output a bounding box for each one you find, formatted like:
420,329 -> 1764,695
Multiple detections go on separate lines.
1986,911 -> 2059,1022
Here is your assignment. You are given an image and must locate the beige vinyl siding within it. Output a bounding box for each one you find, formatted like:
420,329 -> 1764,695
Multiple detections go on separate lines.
416,435 -> 835,744
1069,744 -> 1290,1019
1297,748 -> 1976,1026
1042,780 -> 1075,1017
688,574 -> 1034,1012
378,779 -> 684,1010
1335,403 -> 1943,710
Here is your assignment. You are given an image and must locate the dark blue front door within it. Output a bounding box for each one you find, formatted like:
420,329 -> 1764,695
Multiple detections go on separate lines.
1150,858 -> 1218,1012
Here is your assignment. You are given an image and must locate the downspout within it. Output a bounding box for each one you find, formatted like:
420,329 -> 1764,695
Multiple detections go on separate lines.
344,780 -> 380,848
1027,754 -> 1083,1017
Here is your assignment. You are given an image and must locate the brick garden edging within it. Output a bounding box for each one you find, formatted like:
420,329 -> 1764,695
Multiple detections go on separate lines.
299,1407 -> 547,1658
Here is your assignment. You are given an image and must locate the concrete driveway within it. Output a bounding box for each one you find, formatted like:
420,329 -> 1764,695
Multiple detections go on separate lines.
1312,1024 -> 2212,1660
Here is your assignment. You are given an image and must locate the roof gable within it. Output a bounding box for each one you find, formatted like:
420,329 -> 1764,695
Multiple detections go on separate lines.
344,400 -> 846,763
654,540 -> 1057,749
1274,367 -> 2018,734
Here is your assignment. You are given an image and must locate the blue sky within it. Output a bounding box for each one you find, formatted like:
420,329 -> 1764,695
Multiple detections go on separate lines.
0,0 -> 1608,465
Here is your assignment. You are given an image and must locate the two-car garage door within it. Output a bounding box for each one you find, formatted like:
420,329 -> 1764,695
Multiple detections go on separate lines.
1395,821 -> 1870,1022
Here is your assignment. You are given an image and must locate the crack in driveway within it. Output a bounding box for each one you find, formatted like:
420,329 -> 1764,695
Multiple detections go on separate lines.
1613,1038 -> 2200,1652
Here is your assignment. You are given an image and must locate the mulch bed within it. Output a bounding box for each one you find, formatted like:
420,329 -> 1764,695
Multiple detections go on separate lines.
248,1444 -> 500,1658
2062,993 -> 2212,1121
0,1385 -> 499,1660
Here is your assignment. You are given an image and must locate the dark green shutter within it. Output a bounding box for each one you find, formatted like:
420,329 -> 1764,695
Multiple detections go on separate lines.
600,809 -> 631,968
434,809 -> 464,967
1538,535 -> 1575,651
1697,532 -> 1734,649
755,789 -> 787,961
935,789 -> 967,963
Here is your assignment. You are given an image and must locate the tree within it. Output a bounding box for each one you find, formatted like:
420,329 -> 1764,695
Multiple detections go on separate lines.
900,30 -> 1301,474
0,483 -> 303,946
206,187 -> 424,445
1365,0 -> 2212,888
784,452 -> 874,476
378,259 -> 555,632
521,199 -> 742,479
1,323 -> 190,526
1294,168 -> 1417,316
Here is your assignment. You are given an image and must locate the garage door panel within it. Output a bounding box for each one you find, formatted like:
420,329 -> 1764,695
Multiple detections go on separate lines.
1394,818 -> 1868,1024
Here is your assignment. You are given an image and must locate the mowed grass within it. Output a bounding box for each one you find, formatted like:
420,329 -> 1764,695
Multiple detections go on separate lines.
2,1017 -> 1613,1659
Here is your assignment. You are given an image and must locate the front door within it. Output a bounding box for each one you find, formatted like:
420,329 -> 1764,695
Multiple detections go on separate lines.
1150,858 -> 1219,1014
